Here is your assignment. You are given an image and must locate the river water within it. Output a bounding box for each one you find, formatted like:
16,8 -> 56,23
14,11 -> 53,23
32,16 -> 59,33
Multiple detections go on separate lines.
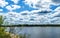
5,27 -> 60,38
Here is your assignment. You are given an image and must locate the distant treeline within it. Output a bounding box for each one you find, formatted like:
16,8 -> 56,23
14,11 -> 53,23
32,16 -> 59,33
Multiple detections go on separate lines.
0,24 -> 60,27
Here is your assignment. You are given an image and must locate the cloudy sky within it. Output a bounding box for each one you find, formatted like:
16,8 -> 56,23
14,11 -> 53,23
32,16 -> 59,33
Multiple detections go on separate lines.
0,0 -> 60,25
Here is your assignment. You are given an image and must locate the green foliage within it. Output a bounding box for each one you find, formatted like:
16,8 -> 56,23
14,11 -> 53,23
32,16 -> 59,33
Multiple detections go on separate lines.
0,27 -> 11,38
0,15 -> 3,25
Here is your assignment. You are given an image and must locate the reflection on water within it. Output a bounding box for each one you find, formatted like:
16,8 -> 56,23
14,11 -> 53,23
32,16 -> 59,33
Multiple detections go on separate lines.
5,27 -> 60,38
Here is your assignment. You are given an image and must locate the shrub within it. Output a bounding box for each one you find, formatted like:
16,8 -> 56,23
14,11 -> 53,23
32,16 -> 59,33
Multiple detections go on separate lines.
0,27 -> 11,38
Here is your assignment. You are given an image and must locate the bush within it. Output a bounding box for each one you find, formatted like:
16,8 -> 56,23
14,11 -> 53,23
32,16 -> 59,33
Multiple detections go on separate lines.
0,27 -> 11,38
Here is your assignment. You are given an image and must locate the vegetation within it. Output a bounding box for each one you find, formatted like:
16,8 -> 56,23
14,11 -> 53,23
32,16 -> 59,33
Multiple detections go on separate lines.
0,27 -> 11,38
0,15 -> 3,25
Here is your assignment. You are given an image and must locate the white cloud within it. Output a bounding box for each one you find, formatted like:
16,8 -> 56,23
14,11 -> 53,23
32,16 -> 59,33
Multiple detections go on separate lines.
2,11 -> 50,25
52,0 -> 60,4
11,0 -> 20,4
24,0 -> 52,10
0,9 -> 3,12
54,7 -> 60,11
2,7 -> 60,25
6,5 -> 21,11
6,5 -> 12,11
47,7 -> 60,18
23,0 -> 40,8
12,5 -> 21,9
24,0 -> 60,11
0,0 -> 8,8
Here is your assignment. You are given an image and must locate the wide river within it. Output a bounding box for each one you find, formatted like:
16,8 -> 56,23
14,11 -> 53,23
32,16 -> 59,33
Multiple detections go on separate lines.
5,27 -> 60,38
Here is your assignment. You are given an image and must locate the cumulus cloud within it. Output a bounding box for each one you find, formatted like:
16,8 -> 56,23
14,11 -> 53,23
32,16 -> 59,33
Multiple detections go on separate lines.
0,9 -> 3,12
53,7 -> 60,16
11,0 -> 20,4
6,5 -> 21,11
3,6 -> 60,25
0,0 -> 60,25
23,0 -> 40,8
52,0 -> 60,4
24,0 -> 52,10
0,0 -> 8,8
2,11 -> 51,25
24,0 -> 60,11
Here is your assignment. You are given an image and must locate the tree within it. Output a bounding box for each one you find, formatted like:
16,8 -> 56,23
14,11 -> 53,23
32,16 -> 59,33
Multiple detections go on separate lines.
0,15 -> 3,25
0,27 -> 11,38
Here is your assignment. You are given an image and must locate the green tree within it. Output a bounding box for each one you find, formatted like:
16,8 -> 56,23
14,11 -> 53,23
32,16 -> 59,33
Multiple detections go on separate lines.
0,15 -> 3,25
0,27 -> 11,38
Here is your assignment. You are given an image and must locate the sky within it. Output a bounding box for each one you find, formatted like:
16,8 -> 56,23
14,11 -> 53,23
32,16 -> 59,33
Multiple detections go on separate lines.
0,0 -> 60,25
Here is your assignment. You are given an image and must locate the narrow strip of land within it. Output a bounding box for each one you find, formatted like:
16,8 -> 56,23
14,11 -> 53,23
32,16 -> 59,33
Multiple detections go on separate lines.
0,24 -> 60,27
